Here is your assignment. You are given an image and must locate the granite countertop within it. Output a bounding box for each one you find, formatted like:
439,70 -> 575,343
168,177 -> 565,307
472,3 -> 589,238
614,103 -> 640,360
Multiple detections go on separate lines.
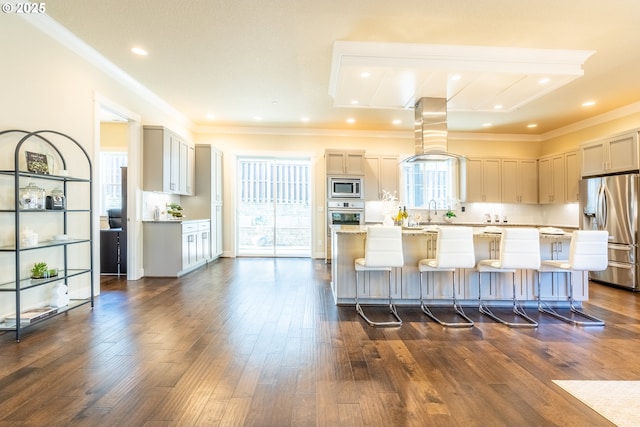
142,218 -> 209,224
332,224 -> 573,238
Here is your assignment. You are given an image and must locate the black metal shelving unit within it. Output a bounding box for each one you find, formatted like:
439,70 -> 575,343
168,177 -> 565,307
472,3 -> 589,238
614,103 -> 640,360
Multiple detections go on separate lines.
0,129 -> 94,341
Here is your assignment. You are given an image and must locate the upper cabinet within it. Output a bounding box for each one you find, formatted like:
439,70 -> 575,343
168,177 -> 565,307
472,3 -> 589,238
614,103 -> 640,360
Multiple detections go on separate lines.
464,158 -> 501,202
581,131 -> 639,177
325,150 -> 365,175
538,154 -> 565,204
143,126 -> 195,195
501,159 -> 538,204
364,155 -> 399,200
564,150 -> 580,203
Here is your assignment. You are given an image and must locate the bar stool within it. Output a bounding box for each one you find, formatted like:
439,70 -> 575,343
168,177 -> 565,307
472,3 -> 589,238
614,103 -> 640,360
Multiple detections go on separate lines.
537,230 -> 608,326
477,228 -> 540,327
355,225 -> 404,326
419,226 -> 475,327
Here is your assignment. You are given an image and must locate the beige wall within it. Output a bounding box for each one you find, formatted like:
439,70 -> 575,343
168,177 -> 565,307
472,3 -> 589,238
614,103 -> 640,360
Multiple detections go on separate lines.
100,123 -> 128,151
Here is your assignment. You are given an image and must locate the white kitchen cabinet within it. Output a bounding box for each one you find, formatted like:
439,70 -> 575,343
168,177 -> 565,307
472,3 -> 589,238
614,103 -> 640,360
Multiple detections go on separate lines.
464,158 -> 501,202
325,150 -> 365,175
143,220 -> 210,277
538,154 -> 565,204
581,131 -> 639,177
180,144 -> 223,260
364,155 -> 399,200
564,150 -> 580,203
501,159 -> 538,204
143,126 -> 195,195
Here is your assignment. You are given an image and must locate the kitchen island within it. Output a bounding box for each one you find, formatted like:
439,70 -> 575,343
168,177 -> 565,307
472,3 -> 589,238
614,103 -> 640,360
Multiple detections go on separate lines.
330,225 -> 587,308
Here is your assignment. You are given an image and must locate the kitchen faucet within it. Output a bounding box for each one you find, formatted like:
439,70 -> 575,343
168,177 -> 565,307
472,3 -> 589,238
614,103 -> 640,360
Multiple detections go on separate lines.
427,199 -> 437,223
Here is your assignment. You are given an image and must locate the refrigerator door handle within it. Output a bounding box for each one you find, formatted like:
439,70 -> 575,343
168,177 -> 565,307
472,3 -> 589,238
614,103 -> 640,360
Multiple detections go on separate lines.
596,184 -> 607,229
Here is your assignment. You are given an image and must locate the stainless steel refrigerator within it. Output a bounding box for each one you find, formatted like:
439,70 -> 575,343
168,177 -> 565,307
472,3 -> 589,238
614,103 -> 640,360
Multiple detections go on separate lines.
579,174 -> 639,290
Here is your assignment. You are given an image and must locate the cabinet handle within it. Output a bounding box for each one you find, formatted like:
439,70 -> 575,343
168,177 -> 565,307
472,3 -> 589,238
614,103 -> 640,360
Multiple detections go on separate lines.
188,235 -> 194,243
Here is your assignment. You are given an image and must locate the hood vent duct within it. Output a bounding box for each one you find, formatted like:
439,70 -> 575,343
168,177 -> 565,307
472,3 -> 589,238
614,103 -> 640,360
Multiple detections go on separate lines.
404,97 -> 464,162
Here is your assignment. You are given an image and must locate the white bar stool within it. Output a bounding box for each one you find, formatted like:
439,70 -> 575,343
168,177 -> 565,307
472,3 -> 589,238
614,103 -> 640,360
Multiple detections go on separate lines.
477,228 -> 540,327
355,226 -> 404,327
419,226 -> 475,327
537,230 -> 607,326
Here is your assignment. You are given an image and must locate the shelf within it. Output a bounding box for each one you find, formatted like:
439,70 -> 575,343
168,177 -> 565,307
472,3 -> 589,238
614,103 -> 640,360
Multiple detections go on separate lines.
0,238 -> 90,252
0,298 -> 93,331
0,169 -> 91,183
0,129 -> 94,341
0,269 -> 92,291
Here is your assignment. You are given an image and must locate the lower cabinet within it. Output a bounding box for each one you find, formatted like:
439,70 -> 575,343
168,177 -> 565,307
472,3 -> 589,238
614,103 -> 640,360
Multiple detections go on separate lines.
143,220 -> 211,277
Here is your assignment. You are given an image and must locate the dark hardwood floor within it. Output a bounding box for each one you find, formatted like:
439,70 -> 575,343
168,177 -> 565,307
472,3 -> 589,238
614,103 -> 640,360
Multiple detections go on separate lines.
1,257 -> 639,426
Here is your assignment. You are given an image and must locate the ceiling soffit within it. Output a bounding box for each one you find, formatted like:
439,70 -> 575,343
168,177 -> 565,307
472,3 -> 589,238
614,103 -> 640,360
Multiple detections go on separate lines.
329,41 -> 595,113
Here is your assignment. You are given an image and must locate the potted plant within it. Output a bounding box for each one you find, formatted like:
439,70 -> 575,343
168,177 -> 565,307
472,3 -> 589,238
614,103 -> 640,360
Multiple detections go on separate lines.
30,262 -> 58,279
166,203 -> 184,219
31,262 -> 48,279
443,210 -> 456,223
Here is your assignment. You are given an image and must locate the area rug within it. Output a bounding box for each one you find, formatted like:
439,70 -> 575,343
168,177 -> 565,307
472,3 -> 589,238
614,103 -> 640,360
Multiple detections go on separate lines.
553,380 -> 640,427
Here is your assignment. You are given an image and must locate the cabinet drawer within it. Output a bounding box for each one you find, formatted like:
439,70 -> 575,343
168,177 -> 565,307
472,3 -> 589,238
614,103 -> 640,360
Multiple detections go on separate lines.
182,223 -> 198,233
197,221 -> 210,231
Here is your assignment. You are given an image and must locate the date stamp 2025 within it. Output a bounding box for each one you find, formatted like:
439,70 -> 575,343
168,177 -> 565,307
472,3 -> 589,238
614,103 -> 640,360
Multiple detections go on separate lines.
2,2 -> 46,14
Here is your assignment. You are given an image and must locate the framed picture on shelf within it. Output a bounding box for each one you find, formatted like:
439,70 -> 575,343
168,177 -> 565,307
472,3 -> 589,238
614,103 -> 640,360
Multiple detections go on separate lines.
25,151 -> 49,174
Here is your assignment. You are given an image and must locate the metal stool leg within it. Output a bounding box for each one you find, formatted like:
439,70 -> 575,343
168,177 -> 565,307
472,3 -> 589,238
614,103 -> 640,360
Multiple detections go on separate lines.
538,271 -> 604,326
479,272 -> 537,327
356,270 -> 402,327
421,270 -> 473,327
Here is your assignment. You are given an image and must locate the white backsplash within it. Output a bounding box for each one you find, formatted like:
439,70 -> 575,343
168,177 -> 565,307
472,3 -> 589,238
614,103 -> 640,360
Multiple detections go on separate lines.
142,192 -> 181,220
365,201 -> 580,227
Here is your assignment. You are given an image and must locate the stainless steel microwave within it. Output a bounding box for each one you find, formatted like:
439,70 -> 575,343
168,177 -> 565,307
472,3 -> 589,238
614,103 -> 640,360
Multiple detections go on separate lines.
328,177 -> 363,199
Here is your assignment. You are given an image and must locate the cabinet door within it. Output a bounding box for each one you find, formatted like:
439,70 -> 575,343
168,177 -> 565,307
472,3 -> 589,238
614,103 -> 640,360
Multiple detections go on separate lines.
364,155 -> 399,200
482,159 -> 501,202
500,159 -> 519,203
581,141 -> 606,177
213,149 -> 223,203
565,151 -> 580,203
344,152 -> 365,175
519,159 -> 538,204
326,152 -> 346,175
364,156 -> 381,200
186,144 -> 195,196
178,140 -> 189,195
169,135 -> 181,193
539,155 -> 565,204
608,133 -> 638,173
538,157 -> 553,204
213,204 -> 223,257
464,158 -> 484,202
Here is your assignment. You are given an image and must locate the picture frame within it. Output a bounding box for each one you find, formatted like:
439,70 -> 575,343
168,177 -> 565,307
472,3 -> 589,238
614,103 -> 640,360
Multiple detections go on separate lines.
25,151 -> 49,174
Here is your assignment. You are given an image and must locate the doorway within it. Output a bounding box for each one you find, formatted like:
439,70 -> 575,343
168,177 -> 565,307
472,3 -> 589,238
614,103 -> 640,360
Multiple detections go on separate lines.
236,157 -> 312,257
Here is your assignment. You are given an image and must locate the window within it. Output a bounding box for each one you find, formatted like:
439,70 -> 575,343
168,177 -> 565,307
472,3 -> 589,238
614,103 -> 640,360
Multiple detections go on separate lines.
402,158 -> 459,209
100,151 -> 127,215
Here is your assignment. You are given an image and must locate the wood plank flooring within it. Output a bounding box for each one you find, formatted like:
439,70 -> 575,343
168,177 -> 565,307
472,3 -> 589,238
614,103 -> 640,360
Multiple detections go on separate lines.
1,257 -> 640,426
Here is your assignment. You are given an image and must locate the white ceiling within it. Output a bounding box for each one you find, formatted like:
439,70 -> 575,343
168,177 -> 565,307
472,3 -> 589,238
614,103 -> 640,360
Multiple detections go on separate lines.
44,0 -> 640,134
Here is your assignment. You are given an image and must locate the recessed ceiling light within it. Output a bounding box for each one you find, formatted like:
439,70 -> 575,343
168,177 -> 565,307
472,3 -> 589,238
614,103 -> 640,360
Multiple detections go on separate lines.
527,123 -> 538,128
392,119 -> 402,125
271,100 -> 278,105
360,71 -> 371,78
538,77 -> 550,84
582,100 -> 596,107
450,74 -> 462,81
131,47 -> 148,56
301,117 -> 310,123
494,104 -> 503,110
482,123 -> 492,127
350,99 -> 359,105
206,113 -> 215,120
253,116 -> 262,121
346,118 -> 356,124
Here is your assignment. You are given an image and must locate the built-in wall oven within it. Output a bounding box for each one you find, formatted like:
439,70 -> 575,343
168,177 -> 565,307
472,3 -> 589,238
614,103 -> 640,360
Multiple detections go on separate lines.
326,199 -> 365,261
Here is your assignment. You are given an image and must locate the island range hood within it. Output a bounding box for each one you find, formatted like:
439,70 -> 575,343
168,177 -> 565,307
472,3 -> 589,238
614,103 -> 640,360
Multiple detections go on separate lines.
404,97 -> 465,162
